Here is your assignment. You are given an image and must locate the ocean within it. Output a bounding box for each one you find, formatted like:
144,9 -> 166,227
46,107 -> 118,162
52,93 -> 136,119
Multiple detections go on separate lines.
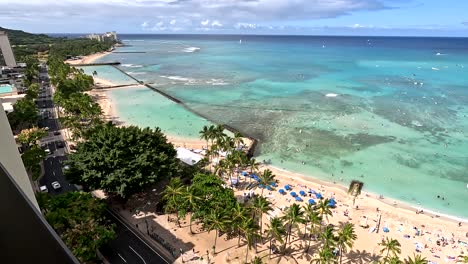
92,34 -> 468,219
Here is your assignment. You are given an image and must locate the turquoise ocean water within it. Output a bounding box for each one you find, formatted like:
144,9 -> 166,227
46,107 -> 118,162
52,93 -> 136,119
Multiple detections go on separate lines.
92,35 -> 468,219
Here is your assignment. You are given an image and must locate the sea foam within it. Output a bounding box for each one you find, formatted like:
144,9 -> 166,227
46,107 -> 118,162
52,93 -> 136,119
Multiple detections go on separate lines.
183,47 -> 201,53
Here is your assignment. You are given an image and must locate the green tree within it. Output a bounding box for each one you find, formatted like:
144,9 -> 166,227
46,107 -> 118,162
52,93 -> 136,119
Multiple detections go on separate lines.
316,198 -> 333,223
335,223 -> 357,264
242,218 -> 260,263
39,192 -> 115,263
162,178 -> 185,226
204,208 -> 230,254
21,146 -> 46,180
404,254 -> 427,264
282,203 -> 304,245
266,217 -> 286,258
379,238 -> 402,260
249,256 -> 263,264
320,225 -> 337,250
458,255 -> 468,263
8,98 -> 38,130
348,180 -> 364,206
312,246 -> 338,264
303,203 -> 322,251
65,123 -> 179,199
251,195 -> 272,242
231,202 -> 249,246
258,169 -> 277,196
17,127 -> 47,147
23,55 -> 39,87
181,185 -> 202,234
25,83 -> 39,100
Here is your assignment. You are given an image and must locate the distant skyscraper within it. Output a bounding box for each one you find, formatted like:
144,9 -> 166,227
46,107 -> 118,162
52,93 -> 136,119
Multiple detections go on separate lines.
0,31 -> 17,67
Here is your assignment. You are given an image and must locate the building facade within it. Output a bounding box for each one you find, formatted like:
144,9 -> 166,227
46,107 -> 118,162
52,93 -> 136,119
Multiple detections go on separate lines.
0,31 -> 17,67
0,102 -> 38,209
86,31 -> 118,43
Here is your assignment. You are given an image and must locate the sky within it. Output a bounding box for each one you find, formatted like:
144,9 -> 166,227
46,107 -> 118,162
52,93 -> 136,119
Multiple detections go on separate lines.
0,0 -> 467,36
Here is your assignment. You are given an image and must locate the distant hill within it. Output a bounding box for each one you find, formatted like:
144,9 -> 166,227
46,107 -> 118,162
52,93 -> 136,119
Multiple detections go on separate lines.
0,26 -> 57,46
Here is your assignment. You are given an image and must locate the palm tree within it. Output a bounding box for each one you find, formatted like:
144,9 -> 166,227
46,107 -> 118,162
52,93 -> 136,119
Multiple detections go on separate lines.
161,178 -> 184,225
241,218 -> 260,263
249,256 -> 263,264
199,125 -> 211,149
251,195 -> 272,242
379,238 -> 401,260
258,169 -> 276,196
457,255 -> 468,263
233,131 -> 244,149
204,208 -> 230,254
247,158 -> 260,183
335,223 -> 357,264
305,207 -> 322,251
266,217 -> 286,258
312,246 -> 337,264
181,186 -> 202,234
386,256 -> 404,264
315,198 -> 333,223
404,254 -> 427,264
320,225 -> 337,250
231,202 -> 248,246
282,203 -> 304,245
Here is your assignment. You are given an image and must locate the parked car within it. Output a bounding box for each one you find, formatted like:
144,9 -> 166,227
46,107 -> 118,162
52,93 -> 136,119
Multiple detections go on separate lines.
39,185 -> 48,193
45,148 -> 52,155
51,181 -> 61,190
56,141 -> 64,148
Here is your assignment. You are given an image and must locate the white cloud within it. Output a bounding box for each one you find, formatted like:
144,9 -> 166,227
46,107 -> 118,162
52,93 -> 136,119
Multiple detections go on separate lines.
351,23 -> 364,28
170,19 -> 176,25
201,19 -> 210,26
141,21 -> 149,28
211,20 -> 222,27
235,23 -> 259,29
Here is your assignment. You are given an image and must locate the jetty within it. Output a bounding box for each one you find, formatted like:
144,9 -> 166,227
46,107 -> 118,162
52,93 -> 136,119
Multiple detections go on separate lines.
112,51 -> 146,54
89,64 -> 259,156
72,62 -> 120,66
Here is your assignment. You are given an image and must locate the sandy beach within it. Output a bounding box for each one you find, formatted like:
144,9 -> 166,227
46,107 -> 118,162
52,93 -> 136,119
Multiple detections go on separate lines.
65,51 -> 110,65
82,53 -> 468,263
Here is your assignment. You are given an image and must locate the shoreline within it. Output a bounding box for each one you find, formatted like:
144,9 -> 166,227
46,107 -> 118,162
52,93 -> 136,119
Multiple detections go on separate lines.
82,52 -> 468,223
65,51 -> 110,65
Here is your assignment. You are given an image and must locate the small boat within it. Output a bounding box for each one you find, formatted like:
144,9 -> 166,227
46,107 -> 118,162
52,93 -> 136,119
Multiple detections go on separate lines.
239,39 -> 242,44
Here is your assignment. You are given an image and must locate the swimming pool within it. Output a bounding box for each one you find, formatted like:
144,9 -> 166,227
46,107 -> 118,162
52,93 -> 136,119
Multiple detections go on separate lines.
0,84 -> 13,94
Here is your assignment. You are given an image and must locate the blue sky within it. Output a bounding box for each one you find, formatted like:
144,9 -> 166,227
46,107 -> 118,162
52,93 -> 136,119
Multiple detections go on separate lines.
0,0 -> 467,36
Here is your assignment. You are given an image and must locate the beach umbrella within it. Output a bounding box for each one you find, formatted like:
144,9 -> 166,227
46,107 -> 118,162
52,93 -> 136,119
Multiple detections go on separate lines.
383,227 -> 390,233
270,182 -> 278,187
290,192 -> 297,197
308,199 -> 316,205
328,198 -> 336,207
266,185 -> 273,191
285,185 -> 291,191
299,190 -> 306,196
295,196 -> 303,202
278,189 -> 285,194
241,171 -> 248,176
259,184 -> 265,189
308,189 -> 316,194
315,193 -> 323,199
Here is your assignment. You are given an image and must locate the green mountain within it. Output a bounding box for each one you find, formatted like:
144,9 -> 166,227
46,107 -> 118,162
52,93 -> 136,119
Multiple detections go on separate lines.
0,26 -> 56,46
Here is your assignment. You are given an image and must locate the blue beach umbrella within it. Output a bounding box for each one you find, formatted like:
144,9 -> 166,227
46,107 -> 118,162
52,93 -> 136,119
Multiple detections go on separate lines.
266,185 -> 273,191
299,190 -> 306,196
258,184 -> 265,189
278,189 -> 286,194
295,196 -> 303,202
290,192 -> 297,197
285,185 -> 291,191
328,199 -> 336,207
270,182 -> 278,187
308,199 -> 316,205
315,193 -> 323,199
241,171 -> 248,176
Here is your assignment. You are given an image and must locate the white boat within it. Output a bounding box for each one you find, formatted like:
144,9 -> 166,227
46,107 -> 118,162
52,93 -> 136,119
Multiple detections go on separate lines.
239,39 -> 242,44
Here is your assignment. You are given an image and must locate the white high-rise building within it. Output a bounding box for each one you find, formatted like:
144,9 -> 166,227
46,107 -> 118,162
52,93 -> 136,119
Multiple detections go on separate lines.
0,31 -> 17,67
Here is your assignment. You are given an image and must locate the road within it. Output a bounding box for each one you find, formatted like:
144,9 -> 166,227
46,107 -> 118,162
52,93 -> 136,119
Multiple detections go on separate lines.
100,210 -> 170,264
37,71 -> 74,195
37,66 -> 171,264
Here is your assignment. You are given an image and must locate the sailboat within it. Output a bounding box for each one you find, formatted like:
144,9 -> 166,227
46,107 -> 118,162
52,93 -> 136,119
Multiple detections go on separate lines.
239,39 -> 242,44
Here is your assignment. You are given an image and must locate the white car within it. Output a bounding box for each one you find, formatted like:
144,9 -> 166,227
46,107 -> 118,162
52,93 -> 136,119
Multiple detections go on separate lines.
45,148 -> 51,155
39,185 -> 48,192
51,181 -> 61,190
63,165 -> 70,170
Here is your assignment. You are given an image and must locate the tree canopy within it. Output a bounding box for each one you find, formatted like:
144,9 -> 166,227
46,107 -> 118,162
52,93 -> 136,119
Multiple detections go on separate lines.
65,123 -> 180,198
38,192 -> 115,263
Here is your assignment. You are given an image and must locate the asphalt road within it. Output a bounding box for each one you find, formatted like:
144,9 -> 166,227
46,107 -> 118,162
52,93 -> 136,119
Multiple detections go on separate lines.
100,210 -> 170,264
39,156 -> 76,195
